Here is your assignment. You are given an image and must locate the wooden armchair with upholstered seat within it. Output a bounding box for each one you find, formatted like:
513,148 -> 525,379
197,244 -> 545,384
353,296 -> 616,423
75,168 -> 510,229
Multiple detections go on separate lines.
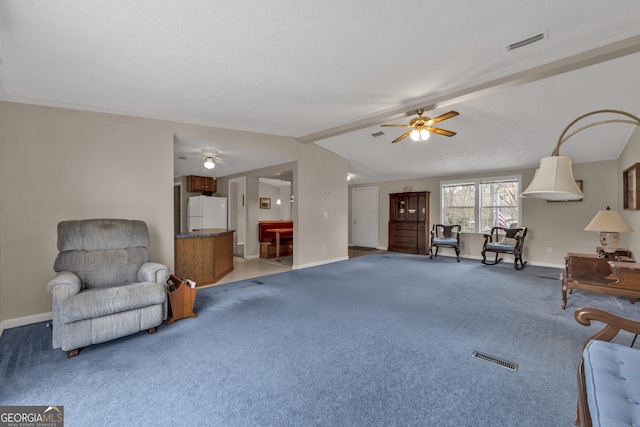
429,224 -> 462,262
481,226 -> 527,270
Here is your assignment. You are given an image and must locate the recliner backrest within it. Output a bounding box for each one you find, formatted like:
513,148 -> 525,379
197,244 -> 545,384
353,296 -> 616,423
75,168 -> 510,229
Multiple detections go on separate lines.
54,219 -> 150,289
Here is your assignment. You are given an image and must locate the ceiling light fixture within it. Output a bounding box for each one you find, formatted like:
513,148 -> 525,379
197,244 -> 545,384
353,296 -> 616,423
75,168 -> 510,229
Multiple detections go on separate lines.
521,110 -> 640,200
202,150 -> 218,170
204,157 -> 215,169
410,128 -> 430,142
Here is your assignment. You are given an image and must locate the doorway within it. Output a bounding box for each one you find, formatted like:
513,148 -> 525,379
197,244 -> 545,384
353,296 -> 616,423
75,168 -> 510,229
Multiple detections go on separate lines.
352,186 -> 378,249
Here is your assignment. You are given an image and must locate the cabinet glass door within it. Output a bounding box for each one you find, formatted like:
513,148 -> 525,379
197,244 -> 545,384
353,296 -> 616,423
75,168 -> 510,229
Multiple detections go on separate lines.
406,195 -> 418,221
418,193 -> 427,222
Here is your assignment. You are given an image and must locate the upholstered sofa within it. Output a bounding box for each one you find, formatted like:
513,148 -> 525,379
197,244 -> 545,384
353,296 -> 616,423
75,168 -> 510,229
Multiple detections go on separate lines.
574,307 -> 640,426
47,219 -> 169,357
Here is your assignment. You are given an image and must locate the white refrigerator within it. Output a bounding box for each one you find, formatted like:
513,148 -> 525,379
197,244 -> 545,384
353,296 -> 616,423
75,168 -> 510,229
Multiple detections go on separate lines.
188,195 -> 228,231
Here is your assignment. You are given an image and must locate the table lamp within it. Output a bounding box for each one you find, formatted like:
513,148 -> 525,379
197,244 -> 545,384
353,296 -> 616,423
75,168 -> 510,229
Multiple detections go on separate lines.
584,207 -> 633,258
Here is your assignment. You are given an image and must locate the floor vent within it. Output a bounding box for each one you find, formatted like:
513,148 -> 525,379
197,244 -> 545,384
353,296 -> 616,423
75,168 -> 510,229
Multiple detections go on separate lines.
251,280 -> 265,285
472,350 -> 519,372
380,255 -> 391,258
506,32 -> 545,51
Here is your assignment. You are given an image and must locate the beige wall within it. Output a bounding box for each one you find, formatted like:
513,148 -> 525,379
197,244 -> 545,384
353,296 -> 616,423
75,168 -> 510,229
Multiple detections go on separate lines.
0,102 -> 174,323
258,180 -> 283,221
296,143 -> 349,267
348,159 -> 623,267
0,101 -> 347,326
618,126 -> 640,256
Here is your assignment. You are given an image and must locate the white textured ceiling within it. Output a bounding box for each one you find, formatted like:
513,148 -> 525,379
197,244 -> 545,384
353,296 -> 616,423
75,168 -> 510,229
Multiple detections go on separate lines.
1,1 -> 640,184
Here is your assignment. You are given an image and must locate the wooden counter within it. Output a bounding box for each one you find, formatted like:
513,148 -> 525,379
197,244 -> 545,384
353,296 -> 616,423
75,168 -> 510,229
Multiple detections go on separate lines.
174,228 -> 235,287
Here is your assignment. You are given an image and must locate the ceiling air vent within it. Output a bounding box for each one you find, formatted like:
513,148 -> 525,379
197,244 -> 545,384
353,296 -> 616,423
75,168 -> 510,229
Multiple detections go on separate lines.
370,131 -> 385,138
506,32 -> 545,51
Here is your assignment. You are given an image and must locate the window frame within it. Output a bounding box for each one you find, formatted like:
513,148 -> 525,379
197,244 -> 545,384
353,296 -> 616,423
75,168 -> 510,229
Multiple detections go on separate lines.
440,175 -> 522,233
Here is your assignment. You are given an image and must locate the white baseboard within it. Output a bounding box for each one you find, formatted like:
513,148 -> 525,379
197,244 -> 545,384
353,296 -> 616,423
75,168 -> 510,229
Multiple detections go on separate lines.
348,243 -> 385,251
245,254 -> 259,259
457,254 -> 564,269
0,311 -> 52,339
294,256 -> 349,270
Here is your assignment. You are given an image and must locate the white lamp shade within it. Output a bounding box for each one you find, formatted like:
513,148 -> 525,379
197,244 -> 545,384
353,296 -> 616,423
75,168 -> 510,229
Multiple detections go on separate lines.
584,210 -> 633,232
521,156 -> 583,200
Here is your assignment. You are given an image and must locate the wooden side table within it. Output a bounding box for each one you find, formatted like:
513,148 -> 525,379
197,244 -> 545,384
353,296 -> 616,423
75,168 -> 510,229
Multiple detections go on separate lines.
562,253 -> 640,309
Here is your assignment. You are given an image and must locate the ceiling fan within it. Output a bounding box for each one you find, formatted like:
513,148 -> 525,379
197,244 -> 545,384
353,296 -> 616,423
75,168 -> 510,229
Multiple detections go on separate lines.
381,109 -> 459,143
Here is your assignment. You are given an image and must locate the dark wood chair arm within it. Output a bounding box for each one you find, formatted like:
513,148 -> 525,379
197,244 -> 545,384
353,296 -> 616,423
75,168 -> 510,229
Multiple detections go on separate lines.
575,307 -> 640,347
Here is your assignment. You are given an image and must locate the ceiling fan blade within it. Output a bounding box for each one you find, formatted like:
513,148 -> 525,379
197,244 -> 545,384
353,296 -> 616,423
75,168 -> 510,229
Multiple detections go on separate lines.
427,111 -> 459,124
426,126 -> 456,137
392,131 -> 412,143
381,124 -> 412,128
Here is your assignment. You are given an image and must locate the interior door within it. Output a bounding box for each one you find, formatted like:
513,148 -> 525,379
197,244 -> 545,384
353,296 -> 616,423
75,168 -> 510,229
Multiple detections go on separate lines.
353,187 -> 378,248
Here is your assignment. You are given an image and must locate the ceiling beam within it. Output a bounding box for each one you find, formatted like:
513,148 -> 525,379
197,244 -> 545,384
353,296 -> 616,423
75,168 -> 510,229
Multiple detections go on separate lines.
296,33 -> 640,144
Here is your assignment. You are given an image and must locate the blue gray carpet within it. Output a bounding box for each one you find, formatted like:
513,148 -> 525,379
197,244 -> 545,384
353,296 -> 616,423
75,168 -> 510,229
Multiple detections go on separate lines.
2,253 -> 640,426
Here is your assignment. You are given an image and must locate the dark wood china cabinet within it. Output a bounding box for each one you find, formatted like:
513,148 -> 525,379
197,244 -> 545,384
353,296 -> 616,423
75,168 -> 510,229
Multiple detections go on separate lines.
388,191 -> 430,254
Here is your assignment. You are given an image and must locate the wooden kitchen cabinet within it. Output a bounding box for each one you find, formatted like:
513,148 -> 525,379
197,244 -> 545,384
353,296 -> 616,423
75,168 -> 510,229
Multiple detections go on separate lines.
174,229 -> 234,287
187,175 -> 217,193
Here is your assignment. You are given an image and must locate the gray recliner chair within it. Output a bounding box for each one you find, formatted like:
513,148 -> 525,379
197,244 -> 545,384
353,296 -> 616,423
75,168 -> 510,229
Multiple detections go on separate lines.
47,219 -> 169,357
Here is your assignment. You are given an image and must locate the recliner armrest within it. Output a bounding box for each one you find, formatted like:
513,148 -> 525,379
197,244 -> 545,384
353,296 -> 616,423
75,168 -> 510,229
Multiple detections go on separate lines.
47,271 -> 81,302
138,262 -> 169,284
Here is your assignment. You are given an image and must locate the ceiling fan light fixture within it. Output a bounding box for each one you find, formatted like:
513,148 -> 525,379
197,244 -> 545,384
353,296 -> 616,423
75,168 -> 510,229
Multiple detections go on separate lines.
410,128 -> 430,142
204,157 -> 216,169
381,110 -> 458,143
202,149 -> 218,169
